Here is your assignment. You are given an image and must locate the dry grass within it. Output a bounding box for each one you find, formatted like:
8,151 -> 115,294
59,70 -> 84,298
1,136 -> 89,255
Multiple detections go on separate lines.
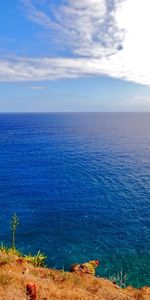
0,252 -> 149,300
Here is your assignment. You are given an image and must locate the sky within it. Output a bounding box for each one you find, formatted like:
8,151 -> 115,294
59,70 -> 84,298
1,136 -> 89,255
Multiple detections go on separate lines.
0,0 -> 150,112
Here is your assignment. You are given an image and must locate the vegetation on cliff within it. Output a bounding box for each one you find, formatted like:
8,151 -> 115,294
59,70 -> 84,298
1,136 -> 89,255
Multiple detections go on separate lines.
0,214 -> 149,299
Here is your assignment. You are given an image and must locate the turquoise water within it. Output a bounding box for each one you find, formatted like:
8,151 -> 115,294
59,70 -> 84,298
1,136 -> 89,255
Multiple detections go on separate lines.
0,113 -> 149,287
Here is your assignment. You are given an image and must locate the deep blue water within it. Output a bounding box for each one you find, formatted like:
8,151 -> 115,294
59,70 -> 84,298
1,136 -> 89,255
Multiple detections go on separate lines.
0,113 -> 150,287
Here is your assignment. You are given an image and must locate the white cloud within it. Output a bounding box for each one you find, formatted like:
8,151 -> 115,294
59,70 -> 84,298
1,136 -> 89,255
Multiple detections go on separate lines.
21,0 -> 124,57
0,0 -> 149,86
0,54 -> 149,86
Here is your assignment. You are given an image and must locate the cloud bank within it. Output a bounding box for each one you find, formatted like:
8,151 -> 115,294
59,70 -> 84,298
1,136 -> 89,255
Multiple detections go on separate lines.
21,0 -> 124,57
0,0 -> 150,85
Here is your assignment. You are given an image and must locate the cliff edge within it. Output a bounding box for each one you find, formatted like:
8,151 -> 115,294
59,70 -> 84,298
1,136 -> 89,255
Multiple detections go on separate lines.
0,252 -> 149,300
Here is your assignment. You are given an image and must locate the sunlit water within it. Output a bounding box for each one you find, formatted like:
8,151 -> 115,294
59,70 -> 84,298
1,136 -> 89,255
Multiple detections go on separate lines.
0,113 -> 149,287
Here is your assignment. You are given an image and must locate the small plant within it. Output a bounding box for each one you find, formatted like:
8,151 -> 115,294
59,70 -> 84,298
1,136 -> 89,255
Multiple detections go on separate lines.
0,243 -> 9,254
7,246 -> 22,257
110,269 -> 128,288
0,243 -> 22,257
25,250 -> 47,267
10,213 -> 19,249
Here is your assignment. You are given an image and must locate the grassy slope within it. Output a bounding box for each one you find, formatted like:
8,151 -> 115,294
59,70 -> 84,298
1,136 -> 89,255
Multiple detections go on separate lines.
0,252 -> 149,300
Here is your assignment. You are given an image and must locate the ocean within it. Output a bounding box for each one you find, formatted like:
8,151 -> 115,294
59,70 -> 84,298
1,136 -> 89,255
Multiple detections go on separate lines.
0,112 -> 149,287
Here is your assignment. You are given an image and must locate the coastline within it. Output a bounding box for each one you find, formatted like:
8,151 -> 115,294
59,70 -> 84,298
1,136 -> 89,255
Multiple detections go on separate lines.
0,251 -> 149,300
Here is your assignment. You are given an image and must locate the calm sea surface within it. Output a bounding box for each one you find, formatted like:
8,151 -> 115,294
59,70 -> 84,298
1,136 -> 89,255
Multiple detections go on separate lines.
0,113 -> 149,287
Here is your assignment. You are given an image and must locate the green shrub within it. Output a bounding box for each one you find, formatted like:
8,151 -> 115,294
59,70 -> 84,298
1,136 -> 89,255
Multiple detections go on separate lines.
24,250 -> 47,267
0,243 -> 9,254
0,243 -> 22,257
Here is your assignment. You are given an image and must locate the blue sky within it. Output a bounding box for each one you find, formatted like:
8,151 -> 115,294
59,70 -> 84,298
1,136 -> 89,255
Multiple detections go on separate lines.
0,0 -> 150,112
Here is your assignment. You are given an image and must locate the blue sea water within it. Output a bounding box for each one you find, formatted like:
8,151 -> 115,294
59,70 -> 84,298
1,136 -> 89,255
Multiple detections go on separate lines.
0,113 -> 149,287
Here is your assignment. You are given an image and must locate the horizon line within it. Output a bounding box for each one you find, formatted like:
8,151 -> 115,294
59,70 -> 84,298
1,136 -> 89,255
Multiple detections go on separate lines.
0,111 -> 150,114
